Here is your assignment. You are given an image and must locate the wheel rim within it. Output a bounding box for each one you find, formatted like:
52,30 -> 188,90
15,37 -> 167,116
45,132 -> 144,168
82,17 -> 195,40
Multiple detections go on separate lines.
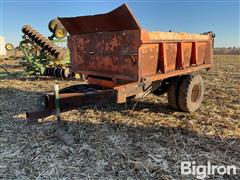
191,84 -> 201,103
54,27 -> 66,39
56,29 -> 64,38
7,45 -> 12,50
6,44 -> 13,51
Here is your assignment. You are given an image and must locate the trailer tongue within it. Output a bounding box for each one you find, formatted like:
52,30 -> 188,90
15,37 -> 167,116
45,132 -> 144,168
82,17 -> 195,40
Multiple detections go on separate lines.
26,4 -> 215,120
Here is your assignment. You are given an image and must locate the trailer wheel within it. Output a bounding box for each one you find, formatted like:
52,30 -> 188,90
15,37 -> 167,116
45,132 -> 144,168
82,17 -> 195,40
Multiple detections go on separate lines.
178,74 -> 204,112
167,77 -> 181,110
5,43 -> 14,51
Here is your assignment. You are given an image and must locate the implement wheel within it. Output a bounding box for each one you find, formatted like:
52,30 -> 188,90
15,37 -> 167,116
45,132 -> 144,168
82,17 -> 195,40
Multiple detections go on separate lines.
54,26 -> 67,39
178,74 -> 204,112
48,19 -> 60,33
167,77 -> 181,110
5,43 -> 14,51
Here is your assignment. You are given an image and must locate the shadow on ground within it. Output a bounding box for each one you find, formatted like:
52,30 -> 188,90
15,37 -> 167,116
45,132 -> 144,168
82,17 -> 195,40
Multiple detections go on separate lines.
0,87 -> 239,179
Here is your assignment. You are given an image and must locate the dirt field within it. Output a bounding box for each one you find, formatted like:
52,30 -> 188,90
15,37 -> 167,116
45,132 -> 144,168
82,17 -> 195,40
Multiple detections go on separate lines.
0,55 -> 239,179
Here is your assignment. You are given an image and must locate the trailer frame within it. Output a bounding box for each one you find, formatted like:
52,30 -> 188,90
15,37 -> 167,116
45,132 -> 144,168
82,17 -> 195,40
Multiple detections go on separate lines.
26,4 -> 214,120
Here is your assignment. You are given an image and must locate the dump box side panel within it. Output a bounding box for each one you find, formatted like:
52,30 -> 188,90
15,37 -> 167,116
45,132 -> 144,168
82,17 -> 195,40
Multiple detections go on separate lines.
138,44 -> 159,77
140,31 -> 213,75
68,30 -> 141,82
157,40 -> 212,73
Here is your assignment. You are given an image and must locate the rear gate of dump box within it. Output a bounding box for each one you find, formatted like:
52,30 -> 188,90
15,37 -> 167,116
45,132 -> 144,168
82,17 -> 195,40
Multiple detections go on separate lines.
67,30 -> 141,82
59,4 -> 142,82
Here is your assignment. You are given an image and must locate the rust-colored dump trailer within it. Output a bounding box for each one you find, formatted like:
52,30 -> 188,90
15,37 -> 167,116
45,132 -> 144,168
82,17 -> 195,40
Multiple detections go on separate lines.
27,4 -> 215,120
59,4 -> 213,85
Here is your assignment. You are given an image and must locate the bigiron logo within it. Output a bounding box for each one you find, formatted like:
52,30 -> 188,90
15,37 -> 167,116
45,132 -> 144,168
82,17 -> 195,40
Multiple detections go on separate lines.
181,161 -> 237,179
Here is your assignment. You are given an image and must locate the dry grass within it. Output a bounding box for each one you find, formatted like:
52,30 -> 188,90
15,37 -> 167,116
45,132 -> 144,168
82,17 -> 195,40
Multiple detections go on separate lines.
0,55 -> 239,179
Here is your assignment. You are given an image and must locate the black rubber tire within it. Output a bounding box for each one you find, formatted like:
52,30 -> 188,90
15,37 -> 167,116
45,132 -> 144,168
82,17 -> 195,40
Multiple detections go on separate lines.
178,74 -> 204,112
48,19 -> 60,33
167,77 -> 181,110
152,80 -> 170,96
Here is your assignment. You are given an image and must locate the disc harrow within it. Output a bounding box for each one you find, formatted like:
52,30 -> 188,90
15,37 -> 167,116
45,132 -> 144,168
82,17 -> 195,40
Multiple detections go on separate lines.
22,25 -> 65,60
18,21 -> 73,78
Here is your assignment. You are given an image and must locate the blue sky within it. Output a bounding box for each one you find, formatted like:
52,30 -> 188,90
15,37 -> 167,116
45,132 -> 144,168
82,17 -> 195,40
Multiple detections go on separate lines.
1,0 -> 239,47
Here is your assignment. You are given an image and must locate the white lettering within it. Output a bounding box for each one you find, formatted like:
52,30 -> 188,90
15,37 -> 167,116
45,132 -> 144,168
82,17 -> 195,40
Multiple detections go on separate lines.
181,161 -> 192,175
180,161 -> 237,179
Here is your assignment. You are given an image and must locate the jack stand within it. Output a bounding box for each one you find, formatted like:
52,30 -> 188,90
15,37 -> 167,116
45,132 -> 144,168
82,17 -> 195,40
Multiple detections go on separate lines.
54,85 -> 75,146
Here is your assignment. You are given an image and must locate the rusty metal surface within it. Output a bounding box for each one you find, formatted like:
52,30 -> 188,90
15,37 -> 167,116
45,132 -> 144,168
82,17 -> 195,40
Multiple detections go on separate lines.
58,4 -> 141,35
26,81 -> 149,119
181,42 -> 192,68
143,64 -> 213,82
147,31 -> 210,41
26,84 -> 116,119
26,4 -> 215,120
138,44 -> 159,77
59,4 -> 214,85
88,77 -> 115,88
68,30 -> 141,82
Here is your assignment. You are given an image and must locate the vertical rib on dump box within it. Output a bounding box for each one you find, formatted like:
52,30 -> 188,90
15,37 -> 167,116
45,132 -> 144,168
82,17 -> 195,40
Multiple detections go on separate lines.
58,4 -> 213,84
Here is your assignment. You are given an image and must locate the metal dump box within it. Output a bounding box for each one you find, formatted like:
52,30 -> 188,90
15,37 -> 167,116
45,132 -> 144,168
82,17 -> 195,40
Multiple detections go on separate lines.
27,4 -> 215,120
58,4 -> 214,85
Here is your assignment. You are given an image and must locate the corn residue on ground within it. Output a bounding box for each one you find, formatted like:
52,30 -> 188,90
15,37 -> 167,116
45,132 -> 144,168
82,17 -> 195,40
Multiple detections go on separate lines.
0,55 -> 239,179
